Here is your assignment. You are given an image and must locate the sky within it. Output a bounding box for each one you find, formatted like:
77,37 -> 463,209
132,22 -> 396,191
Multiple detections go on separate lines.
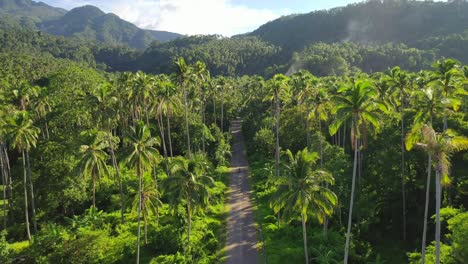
40,0 -> 365,36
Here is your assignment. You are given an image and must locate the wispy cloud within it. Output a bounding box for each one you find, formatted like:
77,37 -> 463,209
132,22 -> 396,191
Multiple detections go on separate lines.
43,0 -> 287,36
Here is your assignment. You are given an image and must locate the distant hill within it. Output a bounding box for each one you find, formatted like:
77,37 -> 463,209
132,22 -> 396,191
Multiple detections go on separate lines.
0,0 -> 65,21
248,0 -> 468,55
0,0 -> 183,48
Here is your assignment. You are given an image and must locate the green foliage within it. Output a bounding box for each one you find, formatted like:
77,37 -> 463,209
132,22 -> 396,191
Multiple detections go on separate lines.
0,231 -> 12,264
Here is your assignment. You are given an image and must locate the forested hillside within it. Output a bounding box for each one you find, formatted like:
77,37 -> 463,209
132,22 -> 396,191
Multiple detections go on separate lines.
0,0 -> 467,263
0,0 -> 183,48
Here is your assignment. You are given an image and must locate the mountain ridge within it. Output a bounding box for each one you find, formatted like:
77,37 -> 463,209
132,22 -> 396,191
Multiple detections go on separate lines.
0,0 -> 183,48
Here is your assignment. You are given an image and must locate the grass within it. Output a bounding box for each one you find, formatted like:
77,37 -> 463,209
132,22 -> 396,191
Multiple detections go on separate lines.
216,165 -> 231,263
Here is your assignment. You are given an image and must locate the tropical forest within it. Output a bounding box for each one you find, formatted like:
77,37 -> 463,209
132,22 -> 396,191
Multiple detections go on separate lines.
0,0 -> 467,263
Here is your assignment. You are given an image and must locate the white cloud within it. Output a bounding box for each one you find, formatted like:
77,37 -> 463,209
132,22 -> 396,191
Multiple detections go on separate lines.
112,0 -> 285,36
47,0 -> 283,36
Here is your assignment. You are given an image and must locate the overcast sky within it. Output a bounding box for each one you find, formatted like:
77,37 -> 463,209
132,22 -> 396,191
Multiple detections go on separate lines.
39,0 -> 380,36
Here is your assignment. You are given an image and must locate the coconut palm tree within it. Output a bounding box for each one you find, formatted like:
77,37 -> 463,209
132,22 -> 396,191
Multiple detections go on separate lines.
164,155 -> 215,255
292,70 -> 319,150
131,178 -> 163,244
125,123 -> 160,264
6,111 -> 40,240
428,59 -> 463,131
265,74 -> 290,180
384,66 -> 410,241
86,82 -> 125,222
270,148 -> 337,264
409,124 -> 468,264
77,130 -> 110,209
329,79 -> 385,264
409,69 -> 464,263
174,58 -> 196,157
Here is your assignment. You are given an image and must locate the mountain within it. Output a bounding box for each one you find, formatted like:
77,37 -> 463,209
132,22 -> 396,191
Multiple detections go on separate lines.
0,0 -> 65,21
0,0 -> 183,48
248,0 -> 468,56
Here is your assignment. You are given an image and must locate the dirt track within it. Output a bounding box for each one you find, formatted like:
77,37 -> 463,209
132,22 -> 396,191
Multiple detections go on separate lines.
225,120 -> 259,264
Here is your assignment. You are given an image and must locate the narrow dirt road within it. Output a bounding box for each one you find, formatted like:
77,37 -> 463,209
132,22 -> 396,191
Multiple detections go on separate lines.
225,120 -> 259,264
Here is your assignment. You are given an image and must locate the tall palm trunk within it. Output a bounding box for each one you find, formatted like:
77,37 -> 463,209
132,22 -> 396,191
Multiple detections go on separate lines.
275,95 -> 280,179
182,83 -> 192,157
221,93 -> 224,133
201,100 -> 206,153
213,96 -> 217,126
187,193 -> 191,254
144,215 -> 148,245
157,111 -> 170,176
21,150 -> 31,241
319,118 -> 329,233
401,110 -> 406,241
166,113 -> 173,157
435,163 -> 441,264
44,121 -> 50,139
301,213 -> 309,264
305,104 -> 310,150
136,165 -> 142,264
275,95 -> 281,226
26,152 -> 37,233
108,133 -> 125,223
1,150 -> 7,229
3,145 -> 13,224
344,126 -> 358,264
92,167 -> 96,208
421,154 -> 432,264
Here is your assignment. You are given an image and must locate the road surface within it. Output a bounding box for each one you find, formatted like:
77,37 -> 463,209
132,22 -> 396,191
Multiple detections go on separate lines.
225,120 -> 259,264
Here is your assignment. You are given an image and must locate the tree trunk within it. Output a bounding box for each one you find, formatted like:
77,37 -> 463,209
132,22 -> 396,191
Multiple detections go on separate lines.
435,165 -> 441,264
4,146 -> 13,224
44,121 -> 50,139
108,135 -> 125,223
221,93 -> 224,133
344,131 -> 358,264
1,150 -> 7,230
275,96 -> 280,179
22,150 -> 31,241
187,195 -> 191,255
182,83 -> 192,157
157,110 -> 170,177
401,104 -> 407,241
144,216 -> 148,245
136,165 -> 142,264
421,154 -> 432,264
166,113 -> 173,157
319,118 -> 329,233
305,105 -> 310,150
26,152 -> 37,233
301,213 -> 309,264
213,96 -> 217,126
201,101 -> 206,153
92,168 -> 96,209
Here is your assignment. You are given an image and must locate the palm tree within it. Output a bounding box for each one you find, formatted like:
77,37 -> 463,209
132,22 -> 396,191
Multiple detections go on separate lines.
384,66 -> 410,241
125,123 -> 160,264
6,111 -> 40,240
174,58 -> 196,157
292,70 -> 319,150
86,82 -> 125,222
409,125 -> 468,264
409,69 -> 463,263
265,74 -> 290,181
164,155 -> 215,255
131,178 -> 163,244
270,148 -> 337,264
428,59 -> 463,131
329,79 -> 385,264
77,130 -> 110,209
